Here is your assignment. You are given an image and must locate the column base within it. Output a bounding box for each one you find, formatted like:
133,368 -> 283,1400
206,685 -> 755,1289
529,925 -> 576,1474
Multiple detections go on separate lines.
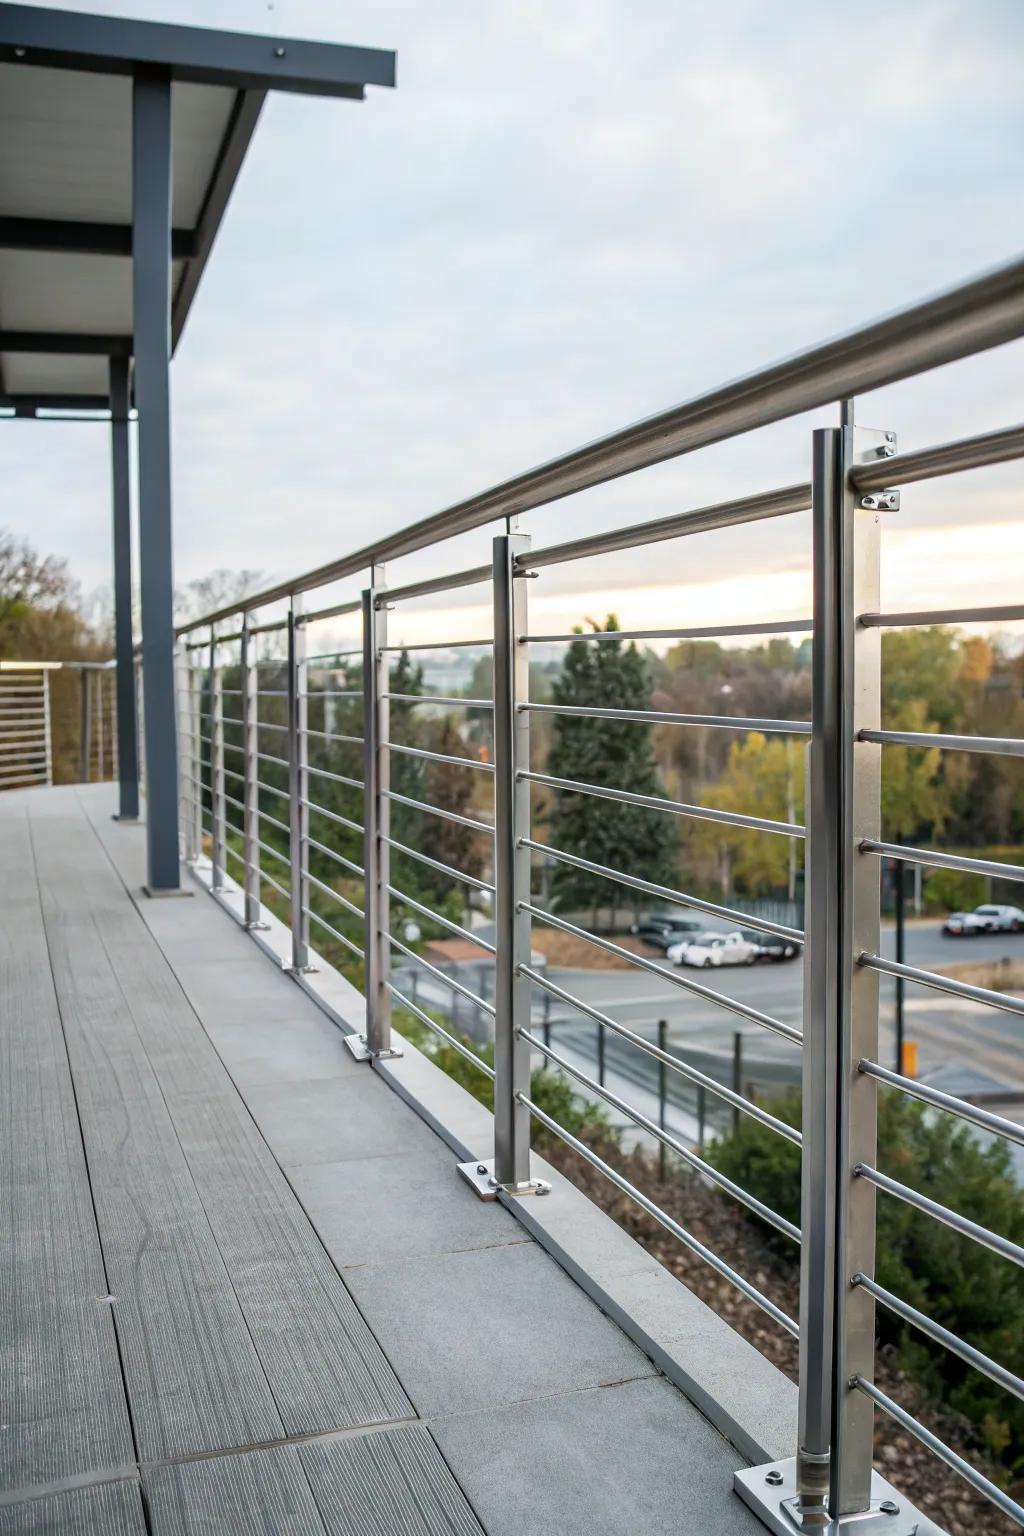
343,1032 -> 403,1062
734,1459 -> 921,1536
142,885 -> 194,900
457,1159 -> 551,1202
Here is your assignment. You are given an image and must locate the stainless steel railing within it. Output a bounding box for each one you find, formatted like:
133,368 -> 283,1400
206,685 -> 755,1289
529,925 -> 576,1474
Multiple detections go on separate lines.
174,250 -> 1024,1532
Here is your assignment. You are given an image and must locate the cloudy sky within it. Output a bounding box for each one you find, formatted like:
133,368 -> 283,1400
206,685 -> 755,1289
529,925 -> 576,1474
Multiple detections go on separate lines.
2,0 -> 1024,649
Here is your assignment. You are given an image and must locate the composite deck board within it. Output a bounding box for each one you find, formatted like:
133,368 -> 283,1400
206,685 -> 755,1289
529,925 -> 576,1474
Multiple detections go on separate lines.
143,1448 -> 329,1536
29,806 -> 412,1450
0,1477 -> 146,1535
0,813 -> 136,1494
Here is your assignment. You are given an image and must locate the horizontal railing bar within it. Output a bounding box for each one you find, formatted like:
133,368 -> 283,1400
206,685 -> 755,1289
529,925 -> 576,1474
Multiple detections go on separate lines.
521,1093 -> 799,1336
853,1377 -> 1024,1527
386,740 -> 495,774
384,787 -> 494,836
305,870 -> 364,919
388,882 -> 497,953
860,951 -> 1024,1020
379,563 -> 492,605
255,778 -> 290,801
306,728 -> 363,745
858,1058 -> 1024,1147
306,763 -> 362,791
256,688 -> 289,698
851,421 -> 1024,494
860,838 -> 1024,884
257,805 -> 290,837
224,842 -> 245,867
222,789 -> 246,816
523,619 -> 814,645
853,1273 -> 1023,1403
388,930 -> 496,1015
380,637 -> 492,653
307,648 -> 363,661
221,715 -> 244,727
303,832 -> 363,878
860,602 -> 1024,630
861,727 -> 1024,758
521,1026 -> 800,1240
303,799 -> 363,835
521,764 -> 807,851
305,904 -> 365,959
255,836 -> 290,870
256,720 -> 289,734
222,740 -> 244,756
522,837 -> 804,942
387,981 -> 495,1079
255,864 -> 290,901
250,618 -> 288,635
383,834 -> 496,893
521,701 -> 811,735
177,252 -> 1024,633
220,688 -> 243,696
856,1163 -> 1024,1267
305,689 -> 362,699
256,750 -> 290,770
519,483 -> 811,571
523,904 -> 802,1044
384,691 -> 493,710
302,598 -> 362,624
520,964 -> 801,1145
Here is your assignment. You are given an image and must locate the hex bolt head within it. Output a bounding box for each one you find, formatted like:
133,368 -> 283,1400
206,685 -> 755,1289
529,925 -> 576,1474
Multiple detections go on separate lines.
476,1164 -> 488,1175
765,1470 -> 784,1487
880,1500 -> 899,1516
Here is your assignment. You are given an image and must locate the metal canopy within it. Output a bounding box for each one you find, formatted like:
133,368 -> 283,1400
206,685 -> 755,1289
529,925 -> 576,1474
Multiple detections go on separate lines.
0,3 -> 395,412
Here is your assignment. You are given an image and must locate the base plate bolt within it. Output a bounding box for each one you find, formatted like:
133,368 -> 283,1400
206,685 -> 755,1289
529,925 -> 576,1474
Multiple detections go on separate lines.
765,1470 -> 784,1487
880,1501 -> 899,1516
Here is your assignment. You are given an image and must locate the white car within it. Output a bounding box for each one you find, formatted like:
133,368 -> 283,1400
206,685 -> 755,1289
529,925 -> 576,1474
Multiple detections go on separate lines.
942,911 -> 986,937
972,903 -> 1024,933
667,930 -> 759,968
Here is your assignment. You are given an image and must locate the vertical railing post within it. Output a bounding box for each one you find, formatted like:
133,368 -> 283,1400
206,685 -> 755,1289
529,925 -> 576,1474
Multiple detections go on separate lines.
286,594 -> 313,971
240,613 -> 264,929
209,631 -> 226,892
737,421 -> 893,1531
347,565 -> 400,1059
174,645 -> 191,861
461,530 -> 547,1198
187,650 -> 202,864
79,669 -> 92,783
42,669 -> 53,788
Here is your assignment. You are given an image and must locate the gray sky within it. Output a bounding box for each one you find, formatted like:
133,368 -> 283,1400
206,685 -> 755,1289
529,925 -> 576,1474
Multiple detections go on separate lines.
3,0 -> 1024,648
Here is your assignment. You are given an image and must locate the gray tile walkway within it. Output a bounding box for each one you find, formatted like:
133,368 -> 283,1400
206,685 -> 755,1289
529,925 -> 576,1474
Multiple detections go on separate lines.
0,784 -> 762,1533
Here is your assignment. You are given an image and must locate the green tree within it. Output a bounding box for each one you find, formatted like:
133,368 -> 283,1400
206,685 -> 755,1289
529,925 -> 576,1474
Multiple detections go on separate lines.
547,617 -> 678,927
687,732 -> 804,898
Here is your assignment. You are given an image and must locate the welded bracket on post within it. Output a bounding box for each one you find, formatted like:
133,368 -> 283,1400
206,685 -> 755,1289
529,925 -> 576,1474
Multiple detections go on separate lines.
209,630 -> 226,892
285,594 -> 316,973
346,567 -> 402,1061
459,531 -> 549,1199
741,425 -> 893,1530
240,613 -> 267,930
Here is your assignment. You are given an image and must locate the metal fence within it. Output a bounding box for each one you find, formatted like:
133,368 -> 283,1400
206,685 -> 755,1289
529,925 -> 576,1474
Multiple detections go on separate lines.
0,659 -> 117,790
175,252 -> 1024,1532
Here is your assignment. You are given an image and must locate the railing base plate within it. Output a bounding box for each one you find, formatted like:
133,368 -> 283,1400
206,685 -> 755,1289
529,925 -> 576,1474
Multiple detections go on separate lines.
457,1159 -> 552,1202
343,1032 -> 403,1062
735,1459 -> 922,1536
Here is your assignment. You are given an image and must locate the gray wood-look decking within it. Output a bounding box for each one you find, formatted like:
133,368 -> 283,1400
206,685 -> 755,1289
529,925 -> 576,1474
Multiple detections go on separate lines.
0,786 -> 759,1536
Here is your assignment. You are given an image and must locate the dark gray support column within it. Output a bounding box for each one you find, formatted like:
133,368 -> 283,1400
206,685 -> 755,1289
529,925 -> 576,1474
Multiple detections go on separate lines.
109,356 -> 139,820
133,68 -> 180,891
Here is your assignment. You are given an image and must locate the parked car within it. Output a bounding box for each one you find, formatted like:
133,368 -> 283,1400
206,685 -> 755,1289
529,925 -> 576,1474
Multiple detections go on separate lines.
942,911 -> 987,937
667,930 -> 759,968
630,913 -> 703,951
742,929 -> 800,963
971,903 -> 1024,933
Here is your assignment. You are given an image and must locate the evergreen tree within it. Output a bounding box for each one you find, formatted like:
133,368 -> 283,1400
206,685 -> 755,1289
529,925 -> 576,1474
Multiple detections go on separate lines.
547,616 -> 678,928
388,650 -> 431,899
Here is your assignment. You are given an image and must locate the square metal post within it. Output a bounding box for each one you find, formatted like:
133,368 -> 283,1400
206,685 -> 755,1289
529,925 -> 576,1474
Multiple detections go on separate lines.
78,668 -> 92,783
174,645 -> 193,861
460,532 -> 547,1198
109,356 -> 139,820
209,632 -> 226,892
347,567 -> 400,1060
286,595 -> 313,971
240,614 -> 264,929
186,651 -> 202,864
133,68 -> 180,891
737,423 -> 901,1535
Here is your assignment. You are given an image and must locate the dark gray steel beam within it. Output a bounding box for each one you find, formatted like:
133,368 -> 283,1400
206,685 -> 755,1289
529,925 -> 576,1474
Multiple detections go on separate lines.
0,4 -> 395,97
0,215 -> 195,258
109,357 -> 139,822
0,331 -> 132,356
171,88 -> 265,349
133,69 -> 180,891
1,394 -> 111,412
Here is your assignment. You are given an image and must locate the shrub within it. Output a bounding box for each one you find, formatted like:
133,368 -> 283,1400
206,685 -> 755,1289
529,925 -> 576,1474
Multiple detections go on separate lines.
708,1088 -> 1024,1477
